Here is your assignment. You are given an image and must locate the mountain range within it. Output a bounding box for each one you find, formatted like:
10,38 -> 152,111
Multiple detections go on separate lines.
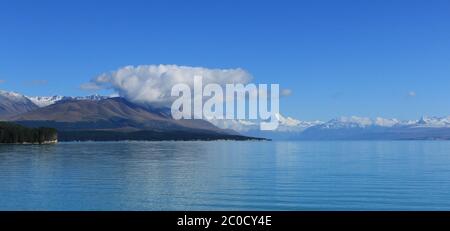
0,90 -> 259,141
27,94 -> 109,107
2,89 -> 450,140
219,115 -> 450,140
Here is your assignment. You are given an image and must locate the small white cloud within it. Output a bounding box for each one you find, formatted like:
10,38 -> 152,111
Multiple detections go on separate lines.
0,79 -> 5,84
280,88 -> 292,97
25,79 -> 48,86
408,91 -> 417,97
23,79 -> 48,86
80,82 -> 103,91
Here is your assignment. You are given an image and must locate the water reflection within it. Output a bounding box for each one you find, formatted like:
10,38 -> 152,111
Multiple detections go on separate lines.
1,141 -> 450,210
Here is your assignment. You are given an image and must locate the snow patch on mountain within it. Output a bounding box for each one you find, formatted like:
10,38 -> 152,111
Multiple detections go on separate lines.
26,94 -> 110,107
27,96 -> 66,107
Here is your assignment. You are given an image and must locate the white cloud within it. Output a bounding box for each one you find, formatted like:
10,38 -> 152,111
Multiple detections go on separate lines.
408,91 -> 416,97
23,79 -> 48,86
280,88 -> 292,96
80,82 -> 103,91
82,65 -> 253,106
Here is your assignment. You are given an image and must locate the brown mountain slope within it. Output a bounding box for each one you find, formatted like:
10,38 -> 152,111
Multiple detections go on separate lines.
11,97 -> 231,134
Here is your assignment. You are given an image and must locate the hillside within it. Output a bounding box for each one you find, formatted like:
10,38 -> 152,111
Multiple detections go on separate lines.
11,97 -> 228,133
7,97 -> 261,141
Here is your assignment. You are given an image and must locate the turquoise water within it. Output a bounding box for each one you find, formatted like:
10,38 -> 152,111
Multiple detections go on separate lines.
1,141 -> 450,210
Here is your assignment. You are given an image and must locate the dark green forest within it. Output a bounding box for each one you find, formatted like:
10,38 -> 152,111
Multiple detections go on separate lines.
0,122 -> 58,144
58,130 -> 266,141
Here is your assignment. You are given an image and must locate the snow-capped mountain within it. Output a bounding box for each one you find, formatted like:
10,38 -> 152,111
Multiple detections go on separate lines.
0,90 -> 38,119
27,94 -> 110,107
1,89 -> 113,119
318,116 -> 402,129
210,114 -> 450,140
275,113 -> 324,132
315,116 -> 450,130
209,113 -> 323,132
298,115 -> 450,140
208,113 -> 325,140
1,90 -> 30,103
412,116 -> 450,128
4,89 -> 450,140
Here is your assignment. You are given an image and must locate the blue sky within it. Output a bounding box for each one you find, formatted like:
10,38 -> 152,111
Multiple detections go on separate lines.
0,0 -> 449,120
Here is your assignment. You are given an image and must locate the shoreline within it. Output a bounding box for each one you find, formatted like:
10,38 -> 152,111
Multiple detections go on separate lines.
0,140 -> 58,145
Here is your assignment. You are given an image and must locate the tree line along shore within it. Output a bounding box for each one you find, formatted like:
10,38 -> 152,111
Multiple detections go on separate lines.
0,122 -> 58,144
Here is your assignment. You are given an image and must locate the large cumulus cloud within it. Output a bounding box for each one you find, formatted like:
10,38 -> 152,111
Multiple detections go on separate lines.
81,64 -> 253,106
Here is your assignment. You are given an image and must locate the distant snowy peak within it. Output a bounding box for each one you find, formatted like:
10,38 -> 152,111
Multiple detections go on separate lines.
27,94 -> 110,107
274,113 -> 323,131
318,116 -> 450,129
374,117 -> 401,127
0,90 -> 32,103
275,113 -> 301,126
209,113 -> 324,132
413,116 -> 450,128
320,116 -> 401,129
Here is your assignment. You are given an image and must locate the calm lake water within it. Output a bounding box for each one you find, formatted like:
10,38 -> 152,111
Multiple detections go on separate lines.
1,141 -> 450,211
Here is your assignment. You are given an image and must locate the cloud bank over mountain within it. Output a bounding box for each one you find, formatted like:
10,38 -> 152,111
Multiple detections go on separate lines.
81,65 -> 253,106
